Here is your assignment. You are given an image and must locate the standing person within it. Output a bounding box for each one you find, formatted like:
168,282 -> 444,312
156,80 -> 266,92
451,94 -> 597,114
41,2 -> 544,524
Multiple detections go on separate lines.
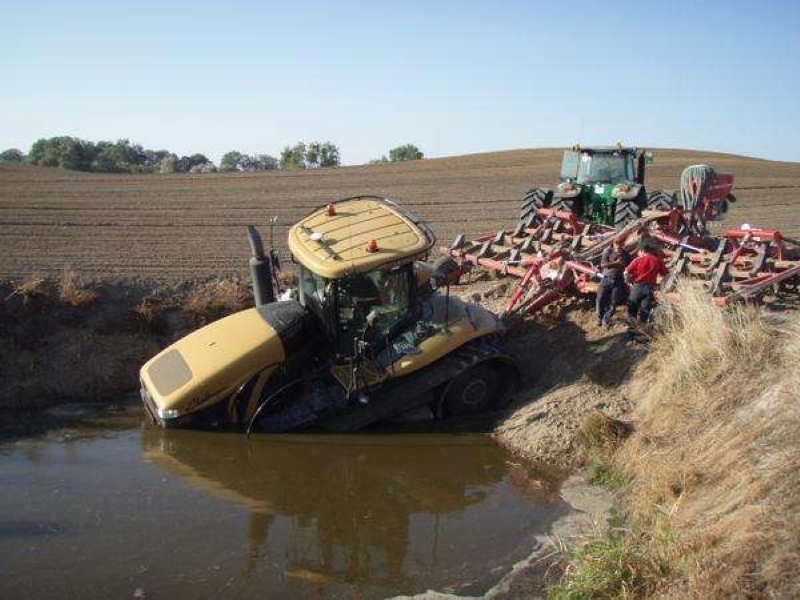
596,237 -> 632,327
624,242 -> 669,324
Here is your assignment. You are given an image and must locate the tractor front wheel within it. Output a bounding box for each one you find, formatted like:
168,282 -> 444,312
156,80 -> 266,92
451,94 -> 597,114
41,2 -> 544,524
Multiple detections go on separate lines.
442,364 -> 500,417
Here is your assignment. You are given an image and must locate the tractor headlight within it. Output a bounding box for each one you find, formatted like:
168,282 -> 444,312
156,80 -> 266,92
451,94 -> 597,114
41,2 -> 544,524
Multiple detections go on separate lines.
157,408 -> 180,420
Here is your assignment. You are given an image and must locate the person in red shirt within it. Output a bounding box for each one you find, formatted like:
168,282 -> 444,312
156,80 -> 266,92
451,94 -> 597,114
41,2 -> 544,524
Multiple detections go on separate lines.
624,242 -> 669,323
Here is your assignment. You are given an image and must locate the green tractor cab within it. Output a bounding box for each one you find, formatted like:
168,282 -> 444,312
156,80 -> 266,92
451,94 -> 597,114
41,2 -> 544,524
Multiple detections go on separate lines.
521,145 -> 668,228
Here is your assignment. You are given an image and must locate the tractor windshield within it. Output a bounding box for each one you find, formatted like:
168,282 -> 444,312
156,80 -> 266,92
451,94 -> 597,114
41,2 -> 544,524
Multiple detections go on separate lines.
577,152 -> 634,184
336,267 -> 412,355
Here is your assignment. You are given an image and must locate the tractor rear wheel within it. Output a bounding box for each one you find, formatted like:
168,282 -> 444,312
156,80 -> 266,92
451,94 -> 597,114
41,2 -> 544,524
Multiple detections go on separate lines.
442,364 -> 500,417
613,200 -> 641,229
647,189 -> 678,211
520,188 -> 553,221
551,198 -> 576,215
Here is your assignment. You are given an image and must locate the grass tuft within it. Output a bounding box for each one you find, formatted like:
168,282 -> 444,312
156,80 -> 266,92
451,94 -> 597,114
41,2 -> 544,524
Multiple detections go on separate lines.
549,528 -> 667,600
183,279 -> 252,324
57,268 -> 97,307
578,411 -> 631,454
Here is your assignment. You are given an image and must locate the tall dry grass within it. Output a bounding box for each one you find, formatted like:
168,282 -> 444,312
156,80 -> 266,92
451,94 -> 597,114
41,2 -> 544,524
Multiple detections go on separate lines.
614,282 -> 800,597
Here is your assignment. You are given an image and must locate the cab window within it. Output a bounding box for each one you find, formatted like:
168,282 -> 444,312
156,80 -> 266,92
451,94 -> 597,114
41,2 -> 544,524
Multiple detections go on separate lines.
336,266 -> 411,353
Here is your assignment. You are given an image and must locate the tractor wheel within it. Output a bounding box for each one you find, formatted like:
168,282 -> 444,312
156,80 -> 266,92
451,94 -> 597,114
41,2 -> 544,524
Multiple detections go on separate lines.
442,364 -> 500,417
647,189 -> 678,212
520,188 -> 553,221
635,187 -> 649,210
551,198 -> 576,215
613,200 -> 641,229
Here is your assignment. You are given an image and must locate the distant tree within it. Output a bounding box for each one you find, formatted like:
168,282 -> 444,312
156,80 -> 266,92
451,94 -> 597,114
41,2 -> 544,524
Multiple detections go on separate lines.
158,154 -> 179,174
0,148 -> 24,162
142,149 -> 171,172
28,136 -> 96,170
219,151 -> 244,172
389,144 -> 424,162
190,162 -> 217,174
318,142 -> 340,167
280,143 -> 307,170
245,154 -> 278,171
305,142 -> 320,168
219,151 -> 276,172
91,139 -> 147,173
176,153 -> 210,172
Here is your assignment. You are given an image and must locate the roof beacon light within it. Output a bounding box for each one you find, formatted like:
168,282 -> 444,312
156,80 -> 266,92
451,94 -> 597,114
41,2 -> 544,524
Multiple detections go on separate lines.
326,203 -> 336,216
366,239 -> 379,253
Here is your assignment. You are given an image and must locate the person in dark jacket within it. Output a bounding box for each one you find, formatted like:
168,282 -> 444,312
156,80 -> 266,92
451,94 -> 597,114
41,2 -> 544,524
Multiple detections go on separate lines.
596,238 -> 632,327
624,242 -> 669,323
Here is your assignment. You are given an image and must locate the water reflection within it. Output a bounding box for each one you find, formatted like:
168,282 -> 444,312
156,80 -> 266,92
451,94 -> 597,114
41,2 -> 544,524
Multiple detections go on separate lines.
142,430 -> 563,590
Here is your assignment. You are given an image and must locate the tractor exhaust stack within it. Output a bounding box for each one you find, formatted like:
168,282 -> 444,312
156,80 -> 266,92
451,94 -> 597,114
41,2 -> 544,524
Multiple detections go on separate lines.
246,224 -> 275,307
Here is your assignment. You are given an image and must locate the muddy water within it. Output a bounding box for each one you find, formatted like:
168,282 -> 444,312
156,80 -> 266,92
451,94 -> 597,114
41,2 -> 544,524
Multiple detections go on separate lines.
0,406 -> 565,599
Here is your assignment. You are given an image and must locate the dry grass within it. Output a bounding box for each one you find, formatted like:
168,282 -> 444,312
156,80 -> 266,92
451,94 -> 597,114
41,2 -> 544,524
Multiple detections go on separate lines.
611,282 -> 800,597
5,274 -> 49,306
57,268 -> 97,307
183,279 -> 252,324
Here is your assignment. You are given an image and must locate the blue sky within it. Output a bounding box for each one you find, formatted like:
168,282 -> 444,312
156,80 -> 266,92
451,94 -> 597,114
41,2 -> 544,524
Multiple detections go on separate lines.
2,0 -> 798,164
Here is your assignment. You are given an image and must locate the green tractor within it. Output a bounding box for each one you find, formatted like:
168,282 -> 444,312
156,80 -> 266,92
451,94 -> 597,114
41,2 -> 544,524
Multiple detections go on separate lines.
521,145 -> 671,229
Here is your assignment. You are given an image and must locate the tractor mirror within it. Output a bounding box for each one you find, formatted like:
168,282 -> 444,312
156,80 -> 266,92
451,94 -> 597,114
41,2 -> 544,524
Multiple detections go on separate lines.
644,151 -> 654,164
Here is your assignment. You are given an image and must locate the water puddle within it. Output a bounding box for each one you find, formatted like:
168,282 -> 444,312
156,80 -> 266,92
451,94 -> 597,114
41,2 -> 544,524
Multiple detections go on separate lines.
0,407 -> 566,599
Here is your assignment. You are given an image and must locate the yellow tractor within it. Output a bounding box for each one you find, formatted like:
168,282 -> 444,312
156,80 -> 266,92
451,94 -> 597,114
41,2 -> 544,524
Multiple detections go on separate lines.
139,196 -> 518,432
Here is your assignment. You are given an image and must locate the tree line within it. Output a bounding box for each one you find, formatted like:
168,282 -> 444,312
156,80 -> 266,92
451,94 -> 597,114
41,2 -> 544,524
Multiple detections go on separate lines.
0,138 -> 425,173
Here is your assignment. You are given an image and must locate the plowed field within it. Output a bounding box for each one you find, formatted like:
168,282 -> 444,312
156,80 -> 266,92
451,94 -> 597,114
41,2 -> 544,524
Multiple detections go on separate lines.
1,149 -> 798,282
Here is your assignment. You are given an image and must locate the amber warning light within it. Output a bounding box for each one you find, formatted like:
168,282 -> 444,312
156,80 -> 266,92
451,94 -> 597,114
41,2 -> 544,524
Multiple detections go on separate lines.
366,239 -> 379,253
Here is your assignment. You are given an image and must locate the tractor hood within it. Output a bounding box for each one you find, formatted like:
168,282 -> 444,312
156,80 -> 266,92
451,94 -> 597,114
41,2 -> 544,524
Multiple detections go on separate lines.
140,301 -> 308,426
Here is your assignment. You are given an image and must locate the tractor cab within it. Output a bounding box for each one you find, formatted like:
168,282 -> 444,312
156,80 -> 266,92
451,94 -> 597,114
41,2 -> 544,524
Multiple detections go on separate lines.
288,196 -> 434,360
560,146 -> 643,185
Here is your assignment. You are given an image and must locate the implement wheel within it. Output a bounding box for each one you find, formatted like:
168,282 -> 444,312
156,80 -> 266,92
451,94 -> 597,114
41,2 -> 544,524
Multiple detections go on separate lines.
442,364 -> 500,417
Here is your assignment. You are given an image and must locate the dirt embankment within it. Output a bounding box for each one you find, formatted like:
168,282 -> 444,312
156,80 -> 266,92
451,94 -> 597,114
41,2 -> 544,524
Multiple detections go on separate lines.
0,275 -> 253,428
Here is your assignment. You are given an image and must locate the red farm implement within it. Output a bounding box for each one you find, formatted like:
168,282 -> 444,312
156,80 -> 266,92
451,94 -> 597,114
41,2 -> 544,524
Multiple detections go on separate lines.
442,206 -> 800,318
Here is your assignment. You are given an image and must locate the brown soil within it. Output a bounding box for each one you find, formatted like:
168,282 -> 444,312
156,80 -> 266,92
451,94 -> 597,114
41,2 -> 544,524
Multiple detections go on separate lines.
1,149 -> 798,283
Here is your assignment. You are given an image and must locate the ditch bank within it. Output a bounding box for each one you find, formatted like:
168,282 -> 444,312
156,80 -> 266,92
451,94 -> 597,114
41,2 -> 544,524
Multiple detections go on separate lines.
2,275 -> 796,597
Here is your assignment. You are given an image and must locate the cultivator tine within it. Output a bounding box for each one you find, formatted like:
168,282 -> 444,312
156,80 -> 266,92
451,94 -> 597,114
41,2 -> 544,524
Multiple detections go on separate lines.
541,226 -> 553,244
492,230 -> 506,246
451,234 -> 467,252
671,246 -> 686,267
509,248 -> 521,264
476,240 -> 493,259
511,221 -> 526,238
709,262 -> 731,296
522,236 -> 540,255
664,257 -> 687,292
749,245 -> 768,277
709,241 -> 727,270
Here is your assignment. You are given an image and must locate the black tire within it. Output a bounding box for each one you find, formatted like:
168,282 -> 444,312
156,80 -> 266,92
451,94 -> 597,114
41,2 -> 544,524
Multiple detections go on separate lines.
442,364 -> 500,417
520,187 -> 553,221
551,198 -> 576,215
613,200 -> 641,229
647,189 -> 677,212
634,186 -> 649,210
